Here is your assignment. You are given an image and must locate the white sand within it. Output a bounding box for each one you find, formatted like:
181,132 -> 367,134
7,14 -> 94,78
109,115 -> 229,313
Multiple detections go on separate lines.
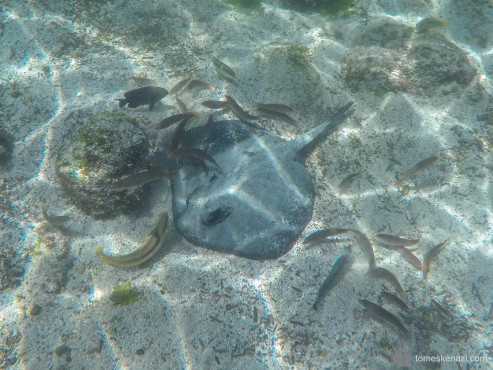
1,0 -> 492,368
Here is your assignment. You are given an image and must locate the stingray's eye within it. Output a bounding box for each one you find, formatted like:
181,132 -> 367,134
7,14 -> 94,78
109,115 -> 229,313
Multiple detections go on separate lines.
202,207 -> 231,226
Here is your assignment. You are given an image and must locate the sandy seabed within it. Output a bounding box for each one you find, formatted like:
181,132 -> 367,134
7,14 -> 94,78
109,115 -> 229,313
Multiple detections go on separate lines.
1,0 -> 492,368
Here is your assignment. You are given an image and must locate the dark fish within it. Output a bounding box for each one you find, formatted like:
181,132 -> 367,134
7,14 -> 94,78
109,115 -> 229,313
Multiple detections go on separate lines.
349,229 -> 376,269
368,267 -> 406,297
171,147 -> 223,172
131,75 -> 157,87
168,118 -> 189,156
423,238 -> 450,277
40,204 -> 70,225
225,95 -> 258,121
375,234 -> 420,247
381,291 -> 410,311
396,156 -> 439,186
201,100 -> 229,109
313,246 -> 352,310
472,282 -> 484,306
157,112 -> 198,130
187,79 -> 212,92
253,102 -> 294,115
169,76 -> 192,95
431,299 -> 453,318
337,172 -> 362,194
302,228 -> 350,245
212,56 -> 238,84
117,86 -> 168,110
255,109 -> 299,126
110,169 -> 172,191
205,114 -> 214,126
358,299 -> 412,339
175,96 -> 188,113
182,156 -> 209,176
397,246 -> 422,271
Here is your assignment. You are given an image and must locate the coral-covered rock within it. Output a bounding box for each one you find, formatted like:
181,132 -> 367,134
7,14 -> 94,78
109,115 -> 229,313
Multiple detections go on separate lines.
55,111 -> 150,219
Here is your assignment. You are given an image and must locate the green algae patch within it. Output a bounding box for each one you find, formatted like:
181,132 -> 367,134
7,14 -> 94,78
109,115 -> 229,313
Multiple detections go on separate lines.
26,237 -> 44,258
224,0 -> 262,11
281,0 -> 355,15
252,43 -> 325,123
343,32 -> 476,99
379,337 -> 391,349
341,53 -> 402,95
259,44 -> 314,82
110,282 -> 141,306
320,0 -> 355,16
54,345 -> 71,359
286,45 -> 310,69
400,184 -> 411,196
55,111 -> 151,219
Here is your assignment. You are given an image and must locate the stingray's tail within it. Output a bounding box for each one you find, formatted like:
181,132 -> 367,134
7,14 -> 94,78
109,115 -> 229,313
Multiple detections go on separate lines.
116,98 -> 127,108
293,102 -> 353,160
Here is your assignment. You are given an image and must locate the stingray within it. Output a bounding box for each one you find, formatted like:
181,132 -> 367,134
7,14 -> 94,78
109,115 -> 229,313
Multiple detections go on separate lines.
169,102 -> 353,260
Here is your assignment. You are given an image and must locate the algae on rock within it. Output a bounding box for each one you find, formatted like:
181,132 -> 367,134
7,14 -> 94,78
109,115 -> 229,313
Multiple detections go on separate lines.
224,0 -> 262,11
281,0 -> 355,15
55,111 -> 151,219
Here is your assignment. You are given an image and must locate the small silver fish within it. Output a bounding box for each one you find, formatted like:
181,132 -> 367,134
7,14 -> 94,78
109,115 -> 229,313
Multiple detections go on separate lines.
358,299 -> 412,339
349,229 -> 376,269
186,79 -> 212,92
212,56 -> 238,84
397,246 -> 423,271
396,156 -> 439,186
381,291 -> 410,311
368,267 -> 406,297
423,238 -> 450,277
175,96 -> 188,113
169,76 -> 192,96
201,100 -> 229,109
313,246 -> 352,310
96,212 -> 169,267
415,16 -> 448,33
156,112 -> 199,130
40,204 -> 70,225
253,102 -> 294,115
225,95 -> 258,121
255,108 -> 299,126
110,169 -> 172,191
337,172 -> 362,194
131,75 -> 157,87
170,147 -> 223,172
375,234 -> 420,247
302,228 -> 349,245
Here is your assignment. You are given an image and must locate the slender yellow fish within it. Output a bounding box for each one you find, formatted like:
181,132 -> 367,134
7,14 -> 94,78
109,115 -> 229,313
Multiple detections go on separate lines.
96,212 -> 169,267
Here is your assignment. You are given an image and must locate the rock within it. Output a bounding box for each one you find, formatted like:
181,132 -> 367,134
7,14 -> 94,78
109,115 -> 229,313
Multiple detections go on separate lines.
0,242 -> 24,291
410,35 -> 476,95
28,304 -> 43,316
55,111 -> 151,219
0,127 -> 14,168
